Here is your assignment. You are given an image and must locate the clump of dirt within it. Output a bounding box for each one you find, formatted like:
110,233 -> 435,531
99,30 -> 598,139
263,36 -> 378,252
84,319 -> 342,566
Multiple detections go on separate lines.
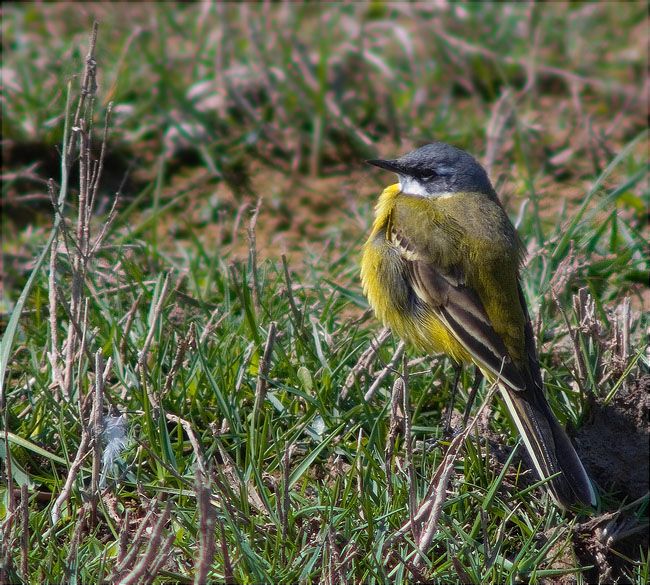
578,375 -> 649,501
571,375 -> 650,584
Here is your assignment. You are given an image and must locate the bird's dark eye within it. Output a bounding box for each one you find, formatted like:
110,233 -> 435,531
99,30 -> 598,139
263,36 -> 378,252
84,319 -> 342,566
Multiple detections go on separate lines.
419,172 -> 437,181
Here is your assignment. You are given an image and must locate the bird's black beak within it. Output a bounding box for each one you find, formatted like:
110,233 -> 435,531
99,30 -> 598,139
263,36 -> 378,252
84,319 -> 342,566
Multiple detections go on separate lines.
366,158 -> 404,173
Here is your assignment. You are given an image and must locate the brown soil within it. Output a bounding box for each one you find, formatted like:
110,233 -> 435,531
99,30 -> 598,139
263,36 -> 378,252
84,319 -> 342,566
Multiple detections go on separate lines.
579,376 -> 650,503
571,375 -> 650,584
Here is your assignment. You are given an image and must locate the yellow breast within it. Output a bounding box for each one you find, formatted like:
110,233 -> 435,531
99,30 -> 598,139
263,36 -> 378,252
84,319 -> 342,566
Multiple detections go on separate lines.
360,184 -> 473,363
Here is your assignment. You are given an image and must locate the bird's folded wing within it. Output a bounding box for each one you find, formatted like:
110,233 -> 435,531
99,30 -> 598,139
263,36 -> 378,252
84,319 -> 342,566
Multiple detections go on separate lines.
390,227 -> 526,392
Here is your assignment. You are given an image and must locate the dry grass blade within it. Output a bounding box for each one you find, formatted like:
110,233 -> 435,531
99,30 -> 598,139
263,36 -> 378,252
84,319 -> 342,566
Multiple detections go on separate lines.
50,429 -> 92,527
162,327 -> 191,398
1,408 -> 16,582
194,469 -> 217,585
400,356 -> 417,539
48,230 -> 63,398
20,484 -> 29,582
281,442 -> 293,563
281,254 -> 308,341
165,413 -> 206,473
218,519 -> 235,585
248,197 -> 263,314
355,428 -> 364,520
215,441 -> 266,515
253,321 -> 277,419
364,341 -> 406,402
90,350 -> 105,525
137,272 -> 173,372
118,503 -> 173,585
385,368 -> 405,501
112,506 -> 157,580
341,327 -> 391,400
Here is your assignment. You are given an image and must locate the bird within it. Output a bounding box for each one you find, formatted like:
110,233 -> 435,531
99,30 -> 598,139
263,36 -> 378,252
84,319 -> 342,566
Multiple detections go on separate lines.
360,142 -> 596,509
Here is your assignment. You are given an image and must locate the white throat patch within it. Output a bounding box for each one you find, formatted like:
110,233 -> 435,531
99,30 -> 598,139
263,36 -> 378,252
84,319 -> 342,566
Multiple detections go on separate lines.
398,175 -> 455,199
397,175 -> 429,197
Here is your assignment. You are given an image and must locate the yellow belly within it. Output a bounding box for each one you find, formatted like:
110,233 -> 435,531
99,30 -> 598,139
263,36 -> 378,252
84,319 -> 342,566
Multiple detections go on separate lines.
361,232 -> 472,365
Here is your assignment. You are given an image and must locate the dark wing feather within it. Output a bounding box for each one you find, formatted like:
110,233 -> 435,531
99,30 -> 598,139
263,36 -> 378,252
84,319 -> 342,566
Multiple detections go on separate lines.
390,225 -> 526,392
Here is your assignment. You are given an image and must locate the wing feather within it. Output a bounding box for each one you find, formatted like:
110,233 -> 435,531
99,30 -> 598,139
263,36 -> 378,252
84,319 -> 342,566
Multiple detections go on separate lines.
390,227 -> 526,392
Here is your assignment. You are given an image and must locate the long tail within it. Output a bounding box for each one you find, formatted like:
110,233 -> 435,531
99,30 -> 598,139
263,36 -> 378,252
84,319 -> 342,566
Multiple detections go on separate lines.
498,381 -> 596,509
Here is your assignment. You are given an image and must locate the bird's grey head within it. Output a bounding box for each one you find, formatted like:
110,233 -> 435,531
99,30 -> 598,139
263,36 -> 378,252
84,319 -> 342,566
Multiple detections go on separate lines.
367,142 -> 497,199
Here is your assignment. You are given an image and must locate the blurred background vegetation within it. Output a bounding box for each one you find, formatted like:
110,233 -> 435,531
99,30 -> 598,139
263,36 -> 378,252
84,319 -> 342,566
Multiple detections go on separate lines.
3,2 -> 647,260
1,2 -> 648,584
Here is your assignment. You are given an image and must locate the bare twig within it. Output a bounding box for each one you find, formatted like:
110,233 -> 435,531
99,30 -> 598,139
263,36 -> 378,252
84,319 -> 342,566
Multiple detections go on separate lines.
145,533 -> 176,583
88,102 -> 113,213
113,506 -> 157,577
57,23 -> 104,401
116,509 -> 131,567
76,299 -> 92,414
67,22 -> 99,159
88,185 -> 120,257
54,286 -> 96,367
65,505 -> 89,584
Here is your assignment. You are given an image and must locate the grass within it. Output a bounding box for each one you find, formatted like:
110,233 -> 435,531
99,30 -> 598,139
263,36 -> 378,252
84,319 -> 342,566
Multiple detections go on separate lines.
2,3 -> 649,584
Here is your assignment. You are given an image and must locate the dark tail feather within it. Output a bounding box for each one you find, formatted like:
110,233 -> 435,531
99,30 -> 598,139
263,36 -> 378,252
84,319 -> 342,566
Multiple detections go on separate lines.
499,384 -> 596,509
